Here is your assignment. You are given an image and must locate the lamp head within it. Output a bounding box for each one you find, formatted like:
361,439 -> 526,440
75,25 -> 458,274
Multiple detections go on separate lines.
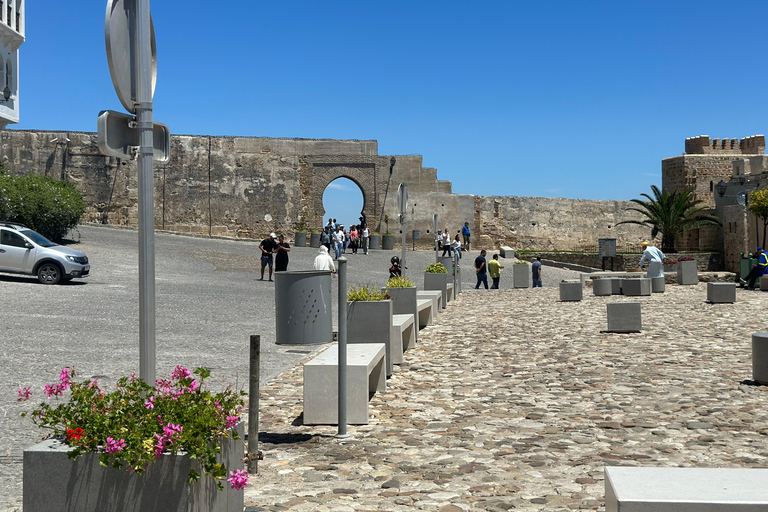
715,179 -> 727,198
2,86 -> 10,102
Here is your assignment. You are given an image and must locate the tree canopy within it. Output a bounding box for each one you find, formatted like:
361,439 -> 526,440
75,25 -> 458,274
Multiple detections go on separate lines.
617,185 -> 721,253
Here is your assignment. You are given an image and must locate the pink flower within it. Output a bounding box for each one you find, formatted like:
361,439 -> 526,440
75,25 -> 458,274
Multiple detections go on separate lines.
44,383 -> 65,398
145,396 -> 155,409
227,469 -> 248,490
105,437 -> 126,454
171,365 -> 190,381
59,367 -> 73,386
225,415 -> 239,429
16,387 -> 32,401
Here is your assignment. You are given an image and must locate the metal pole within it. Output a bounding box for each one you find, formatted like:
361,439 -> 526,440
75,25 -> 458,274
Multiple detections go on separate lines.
453,247 -> 457,300
336,257 -> 350,438
136,0 -> 155,385
247,335 -> 260,474
434,214 -> 439,262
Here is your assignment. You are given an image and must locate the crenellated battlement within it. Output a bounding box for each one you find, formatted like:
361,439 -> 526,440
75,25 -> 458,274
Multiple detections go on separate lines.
684,135 -> 765,155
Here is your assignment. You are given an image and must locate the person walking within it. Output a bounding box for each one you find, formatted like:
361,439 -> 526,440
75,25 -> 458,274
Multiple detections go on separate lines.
274,234 -> 290,272
441,229 -> 451,257
350,225 -> 359,254
313,245 -> 335,272
321,227 -> 332,252
333,225 -> 345,259
488,253 -> 504,289
259,232 -> 278,282
532,256 -> 542,287
637,241 -> 665,278
362,225 -> 370,255
462,222 -> 471,251
475,249 -> 488,289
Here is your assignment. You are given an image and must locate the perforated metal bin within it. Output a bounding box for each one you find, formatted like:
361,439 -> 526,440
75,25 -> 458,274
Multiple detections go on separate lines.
275,270 -> 333,345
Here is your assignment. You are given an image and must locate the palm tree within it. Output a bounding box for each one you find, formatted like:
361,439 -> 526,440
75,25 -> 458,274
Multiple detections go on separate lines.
617,185 -> 721,253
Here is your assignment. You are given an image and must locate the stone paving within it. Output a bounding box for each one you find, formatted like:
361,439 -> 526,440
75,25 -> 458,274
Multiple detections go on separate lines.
244,282 -> 768,511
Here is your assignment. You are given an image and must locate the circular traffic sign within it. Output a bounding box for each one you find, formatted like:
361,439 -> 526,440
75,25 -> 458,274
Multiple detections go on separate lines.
105,0 -> 157,114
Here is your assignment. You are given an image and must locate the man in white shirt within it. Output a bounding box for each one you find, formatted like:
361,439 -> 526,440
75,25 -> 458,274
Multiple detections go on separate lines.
333,226 -> 345,259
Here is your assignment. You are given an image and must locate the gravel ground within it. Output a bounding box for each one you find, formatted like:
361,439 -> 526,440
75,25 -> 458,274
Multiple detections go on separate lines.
1,225 -> 561,510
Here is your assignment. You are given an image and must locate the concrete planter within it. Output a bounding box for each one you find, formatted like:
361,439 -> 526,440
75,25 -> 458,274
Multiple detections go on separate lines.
663,264 -> 677,273
23,424 -> 244,512
424,272 -> 449,308
438,257 -> 460,295
275,271 -> 333,345
559,281 -> 582,301
347,299 -> 396,376
752,333 -> 768,384
382,286 -> 418,340
309,232 -> 321,248
294,231 -> 307,247
382,235 -> 395,250
513,264 -> 529,288
369,234 -> 381,250
677,260 -> 698,285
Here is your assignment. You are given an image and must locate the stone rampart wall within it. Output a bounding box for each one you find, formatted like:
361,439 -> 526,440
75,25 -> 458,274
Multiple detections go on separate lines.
0,129 -> 656,251
522,252 -> 723,272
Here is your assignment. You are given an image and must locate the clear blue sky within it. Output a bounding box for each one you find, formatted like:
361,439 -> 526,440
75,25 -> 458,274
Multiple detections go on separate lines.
14,1 -> 768,219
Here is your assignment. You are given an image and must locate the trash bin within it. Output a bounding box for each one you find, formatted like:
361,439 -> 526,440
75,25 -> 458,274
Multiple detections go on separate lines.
275,270 -> 333,345
740,252 -> 757,281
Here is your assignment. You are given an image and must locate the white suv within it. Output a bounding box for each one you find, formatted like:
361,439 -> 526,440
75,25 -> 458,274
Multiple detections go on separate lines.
0,222 -> 90,284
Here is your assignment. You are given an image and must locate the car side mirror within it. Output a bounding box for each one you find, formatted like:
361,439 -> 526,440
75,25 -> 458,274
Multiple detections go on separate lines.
24,242 -> 33,249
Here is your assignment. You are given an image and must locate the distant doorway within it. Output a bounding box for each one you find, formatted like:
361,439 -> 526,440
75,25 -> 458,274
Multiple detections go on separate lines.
322,177 -> 365,230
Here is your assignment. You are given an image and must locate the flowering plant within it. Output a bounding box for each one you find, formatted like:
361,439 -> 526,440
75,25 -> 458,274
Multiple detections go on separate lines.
677,256 -> 694,262
663,258 -> 677,265
18,366 -> 248,491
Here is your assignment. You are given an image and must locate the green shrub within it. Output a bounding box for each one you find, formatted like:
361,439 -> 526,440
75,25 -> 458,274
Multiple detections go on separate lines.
0,169 -> 86,240
386,276 -> 415,288
347,284 -> 390,301
425,262 -> 447,273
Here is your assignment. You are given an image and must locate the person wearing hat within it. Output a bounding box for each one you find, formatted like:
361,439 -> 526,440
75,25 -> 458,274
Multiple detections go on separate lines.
259,232 -> 278,281
743,247 -> 768,289
637,241 -> 665,278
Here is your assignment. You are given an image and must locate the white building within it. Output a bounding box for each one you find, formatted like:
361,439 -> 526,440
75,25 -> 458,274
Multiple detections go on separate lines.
0,0 -> 23,129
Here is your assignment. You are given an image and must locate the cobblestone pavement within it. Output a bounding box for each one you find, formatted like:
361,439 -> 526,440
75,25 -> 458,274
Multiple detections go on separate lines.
244,282 -> 768,511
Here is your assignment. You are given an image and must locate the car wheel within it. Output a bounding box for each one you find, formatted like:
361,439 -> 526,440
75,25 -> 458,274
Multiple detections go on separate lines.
37,262 -> 62,285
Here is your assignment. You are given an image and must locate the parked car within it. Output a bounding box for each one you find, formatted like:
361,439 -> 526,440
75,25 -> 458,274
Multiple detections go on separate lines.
0,222 -> 89,284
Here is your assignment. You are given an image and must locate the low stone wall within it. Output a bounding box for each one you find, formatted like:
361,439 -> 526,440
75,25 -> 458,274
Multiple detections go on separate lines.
518,252 -> 724,272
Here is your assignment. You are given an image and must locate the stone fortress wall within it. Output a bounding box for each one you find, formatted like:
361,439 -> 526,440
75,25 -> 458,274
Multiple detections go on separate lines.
1,129 -> 651,251
663,134 -> 768,273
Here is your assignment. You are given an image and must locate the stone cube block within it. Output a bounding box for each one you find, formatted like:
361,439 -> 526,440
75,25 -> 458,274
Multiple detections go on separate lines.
593,278 -> 612,296
559,281 -> 582,301
707,282 -> 736,303
607,302 -> 641,333
652,276 -> 665,293
622,278 -> 651,296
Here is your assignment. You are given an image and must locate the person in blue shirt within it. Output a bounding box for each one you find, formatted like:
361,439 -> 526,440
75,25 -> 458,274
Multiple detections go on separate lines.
744,247 -> 768,289
462,222 -> 471,251
474,250 -> 488,289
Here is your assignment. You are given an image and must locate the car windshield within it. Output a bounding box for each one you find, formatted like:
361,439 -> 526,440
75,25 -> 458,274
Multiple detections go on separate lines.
20,229 -> 56,248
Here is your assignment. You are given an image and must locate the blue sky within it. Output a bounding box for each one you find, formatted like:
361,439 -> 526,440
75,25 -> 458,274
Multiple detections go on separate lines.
14,1 -> 768,224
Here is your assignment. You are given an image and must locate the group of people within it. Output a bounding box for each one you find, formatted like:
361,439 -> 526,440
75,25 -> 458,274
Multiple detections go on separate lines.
321,218 -> 370,259
472,251 -> 543,289
259,232 -> 291,281
436,222 -> 473,261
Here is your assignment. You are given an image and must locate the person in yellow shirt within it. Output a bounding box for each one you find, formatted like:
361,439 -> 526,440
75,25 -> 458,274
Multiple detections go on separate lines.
488,253 -> 504,289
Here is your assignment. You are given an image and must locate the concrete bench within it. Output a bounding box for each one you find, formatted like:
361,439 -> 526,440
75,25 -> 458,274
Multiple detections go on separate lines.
303,343 -> 386,425
417,290 -> 442,312
446,282 -> 454,302
605,466 -> 768,512
580,271 -> 644,286
416,299 -> 434,328
392,313 -> 415,362
500,246 -> 514,258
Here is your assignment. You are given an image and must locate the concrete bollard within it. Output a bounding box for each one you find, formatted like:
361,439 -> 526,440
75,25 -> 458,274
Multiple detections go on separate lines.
559,281 -> 583,301
752,333 -> 768,384
622,278 -> 651,296
652,276 -> 665,293
593,278 -> 613,296
607,302 -> 642,333
707,282 -> 736,303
